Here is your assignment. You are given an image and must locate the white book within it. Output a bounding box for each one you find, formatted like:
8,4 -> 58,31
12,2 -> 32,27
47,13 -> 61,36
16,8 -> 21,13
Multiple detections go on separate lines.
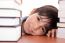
57,23 -> 65,27
57,28 -> 65,39
0,9 -> 21,17
59,18 -> 65,22
0,26 -> 21,41
0,18 -> 20,26
0,0 -> 20,9
58,1 -> 65,17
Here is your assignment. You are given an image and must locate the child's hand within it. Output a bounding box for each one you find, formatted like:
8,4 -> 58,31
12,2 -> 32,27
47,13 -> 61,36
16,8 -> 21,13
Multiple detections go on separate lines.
47,29 -> 57,37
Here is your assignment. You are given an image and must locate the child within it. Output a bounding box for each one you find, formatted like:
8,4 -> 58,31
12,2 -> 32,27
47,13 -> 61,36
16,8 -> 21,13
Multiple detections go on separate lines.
22,5 -> 59,37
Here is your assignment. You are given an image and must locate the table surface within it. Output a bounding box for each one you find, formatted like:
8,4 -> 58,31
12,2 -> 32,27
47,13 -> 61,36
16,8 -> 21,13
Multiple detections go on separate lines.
0,35 -> 65,43
17,35 -> 65,43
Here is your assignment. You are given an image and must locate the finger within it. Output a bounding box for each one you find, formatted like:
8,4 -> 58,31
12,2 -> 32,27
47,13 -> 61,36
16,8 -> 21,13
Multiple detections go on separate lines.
51,29 -> 56,38
47,30 -> 52,37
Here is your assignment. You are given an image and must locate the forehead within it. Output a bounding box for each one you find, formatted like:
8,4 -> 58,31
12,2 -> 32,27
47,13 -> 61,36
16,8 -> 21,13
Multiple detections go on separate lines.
37,14 -> 52,22
32,13 -> 49,19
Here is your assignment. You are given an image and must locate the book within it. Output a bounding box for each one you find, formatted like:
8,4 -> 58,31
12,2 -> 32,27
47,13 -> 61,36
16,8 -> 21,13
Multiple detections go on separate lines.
0,18 -> 20,26
0,9 -> 21,17
0,26 -> 21,41
57,28 -> 65,39
0,0 -> 19,9
58,1 -> 65,17
59,18 -> 65,22
57,22 -> 65,28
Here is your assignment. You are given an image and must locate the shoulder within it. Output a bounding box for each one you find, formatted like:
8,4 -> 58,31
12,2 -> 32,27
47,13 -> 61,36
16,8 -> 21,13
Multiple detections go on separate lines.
22,16 -> 28,24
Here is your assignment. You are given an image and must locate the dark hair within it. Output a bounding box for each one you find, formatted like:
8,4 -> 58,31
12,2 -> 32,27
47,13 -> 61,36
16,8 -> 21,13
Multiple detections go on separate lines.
31,5 -> 59,22
34,5 -> 58,18
31,5 -> 59,35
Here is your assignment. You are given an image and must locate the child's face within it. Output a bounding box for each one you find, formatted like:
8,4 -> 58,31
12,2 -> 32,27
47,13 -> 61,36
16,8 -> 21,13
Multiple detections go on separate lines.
36,15 -> 52,34
23,14 -> 52,35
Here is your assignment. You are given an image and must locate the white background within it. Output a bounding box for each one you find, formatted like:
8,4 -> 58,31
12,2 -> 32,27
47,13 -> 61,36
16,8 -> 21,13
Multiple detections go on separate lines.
22,0 -> 59,17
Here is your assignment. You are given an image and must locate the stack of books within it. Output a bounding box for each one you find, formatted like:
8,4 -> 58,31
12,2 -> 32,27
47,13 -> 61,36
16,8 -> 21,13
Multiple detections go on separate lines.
57,0 -> 65,39
57,1 -> 65,28
0,0 -> 22,41
0,8 -> 21,41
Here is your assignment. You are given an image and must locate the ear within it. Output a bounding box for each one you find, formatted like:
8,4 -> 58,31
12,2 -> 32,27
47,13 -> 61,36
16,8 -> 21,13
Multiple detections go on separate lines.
29,8 -> 37,15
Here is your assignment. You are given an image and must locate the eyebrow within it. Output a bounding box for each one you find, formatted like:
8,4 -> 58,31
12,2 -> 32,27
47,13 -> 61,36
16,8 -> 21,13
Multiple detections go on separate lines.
40,17 -> 52,19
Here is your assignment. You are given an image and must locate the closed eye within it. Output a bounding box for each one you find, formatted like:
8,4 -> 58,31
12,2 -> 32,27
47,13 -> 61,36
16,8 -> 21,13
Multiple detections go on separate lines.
42,27 -> 46,34
37,17 -> 40,21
